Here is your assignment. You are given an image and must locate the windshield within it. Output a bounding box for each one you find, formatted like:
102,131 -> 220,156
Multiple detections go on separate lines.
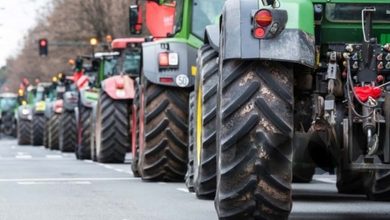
104,58 -> 118,76
121,50 -> 141,75
173,0 -> 184,35
192,0 -> 225,39
326,4 -> 390,23
0,98 -> 17,110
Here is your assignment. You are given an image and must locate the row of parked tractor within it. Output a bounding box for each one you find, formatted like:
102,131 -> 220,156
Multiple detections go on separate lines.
12,0 -> 390,219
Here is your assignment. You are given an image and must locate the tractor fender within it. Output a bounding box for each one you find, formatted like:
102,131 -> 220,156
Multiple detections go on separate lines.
63,91 -> 78,111
53,100 -> 64,114
142,40 -> 196,88
17,105 -> 33,121
221,0 -> 315,68
204,24 -> 220,52
80,89 -> 99,108
101,75 -> 135,100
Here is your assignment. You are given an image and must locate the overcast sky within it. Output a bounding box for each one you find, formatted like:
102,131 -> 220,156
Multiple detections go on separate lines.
0,0 -> 52,67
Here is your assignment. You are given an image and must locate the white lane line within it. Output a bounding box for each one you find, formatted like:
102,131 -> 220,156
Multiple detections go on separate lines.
83,160 -> 93,163
0,177 -> 137,182
17,181 -> 92,185
45,155 -> 63,159
313,177 -> 337,184
16,152 -> 27,155
176,187 -> 189,193
15,155 -> 32,159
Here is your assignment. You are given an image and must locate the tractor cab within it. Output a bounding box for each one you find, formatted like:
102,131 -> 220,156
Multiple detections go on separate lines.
111,38 -> 144,78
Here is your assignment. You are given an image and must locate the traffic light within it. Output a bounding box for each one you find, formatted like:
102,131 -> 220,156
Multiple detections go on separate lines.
38,38 -> 48,56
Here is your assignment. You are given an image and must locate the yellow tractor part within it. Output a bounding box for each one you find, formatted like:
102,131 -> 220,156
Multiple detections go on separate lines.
196,83 -> 203,162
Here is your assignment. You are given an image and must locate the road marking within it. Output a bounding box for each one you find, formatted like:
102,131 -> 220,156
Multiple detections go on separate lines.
15,155 -> 32,159
17,181 -> 92,185
313,177 -> 337,184
176,187 -> 189,193
83,160 -> 93,163
0,177 -> 137,182
45,155 -> 63,159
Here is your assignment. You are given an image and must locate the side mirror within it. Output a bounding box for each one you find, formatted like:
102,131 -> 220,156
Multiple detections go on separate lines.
129,5 -> 143,35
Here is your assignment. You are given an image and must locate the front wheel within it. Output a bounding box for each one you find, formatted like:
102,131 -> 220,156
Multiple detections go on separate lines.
95,91 -> 130,163
77,105 -> 92,159
31,114 -> 45,146
59,110 -> 77,152
17,119 -> 31,145
215,61 -> 293,220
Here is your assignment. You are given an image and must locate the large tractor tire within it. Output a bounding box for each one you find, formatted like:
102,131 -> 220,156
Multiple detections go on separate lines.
17,119 -> 31,145
131,82 -> 141,177
336,169 -> 367,194
185,92 -> 195,192
292,132 -> 315,183
31,114 -> 45,146
77,105 -> 92,159
95,91 -> 130,163
365,170 -> 390,200
48,114 -> 60,150
43,119 -> 50,148
215,60 -> 293,220
59,110 -> 76,152
139,80 -> 189,181
194,44 -> 218,199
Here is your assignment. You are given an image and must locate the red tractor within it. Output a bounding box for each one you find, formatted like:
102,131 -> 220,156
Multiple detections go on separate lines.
92,38 -> 144,163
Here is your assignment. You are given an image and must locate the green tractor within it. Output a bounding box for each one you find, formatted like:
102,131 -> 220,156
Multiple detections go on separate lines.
16,84 -> 36,145
130,0 -> 224,182
194,0 -> 390,219
0,92 -> 18,137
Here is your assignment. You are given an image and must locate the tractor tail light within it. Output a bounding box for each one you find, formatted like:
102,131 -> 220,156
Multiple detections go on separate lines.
159,77 -> 174,84
159,52 -> 179,68
255,10 -> 272,27
159,53 -> 169,66
254,27 -> 266,39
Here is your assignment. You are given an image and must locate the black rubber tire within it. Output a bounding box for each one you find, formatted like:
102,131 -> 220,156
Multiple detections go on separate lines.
59,110 -> 76,152
96,91 -> 130,163
292,133 -> 315,183
131,81 -> 141,177
336,169 -> 367,194
77,105 -> 92,159
48,113 -> 60,150
31,114 -> 45,146
194,44 -> 218,199
185,91 -> 195,192
139,80 -> 189,181
17,119 -> 31,145
43,118 -> 50,148
364,170 -> 390,200
215,60 -> 294,220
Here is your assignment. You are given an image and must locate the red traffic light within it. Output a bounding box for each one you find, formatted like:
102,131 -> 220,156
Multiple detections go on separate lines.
39,39 -> 47,47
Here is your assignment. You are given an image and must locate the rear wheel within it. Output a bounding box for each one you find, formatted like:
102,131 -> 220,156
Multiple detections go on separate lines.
139,81 -> 189,181
77,106 -> 92,159
96,91 -> 130,163
365,170 -> 390,200
17,119 -> 31,145
31,114 -> 45,146
194,44 -> 218,199
48,114 -> 60,150
59,110 -> 76,152
336,169 -> 367,194
215,60 -> 293,220
131,81 -> 141,177
185,92 -> 195,192
292,133 -> 315,183
43,118 -> 50,148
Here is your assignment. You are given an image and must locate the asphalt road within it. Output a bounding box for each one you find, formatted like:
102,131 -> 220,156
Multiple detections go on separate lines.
0,138 -> 389,220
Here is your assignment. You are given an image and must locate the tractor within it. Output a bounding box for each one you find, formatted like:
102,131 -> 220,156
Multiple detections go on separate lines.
30,82 -> 53,146
130,0 -> 224,182
195,0 -> 390,219
16,84 -> 36,145
0,92 -> 18,137
91,38 -> 143,163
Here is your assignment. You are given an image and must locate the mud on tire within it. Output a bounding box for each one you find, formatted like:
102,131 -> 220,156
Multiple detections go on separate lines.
139,80 -> 189,181
131,81 -> 141,177
185,91 -> 195,192
215,60 -> 293,220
